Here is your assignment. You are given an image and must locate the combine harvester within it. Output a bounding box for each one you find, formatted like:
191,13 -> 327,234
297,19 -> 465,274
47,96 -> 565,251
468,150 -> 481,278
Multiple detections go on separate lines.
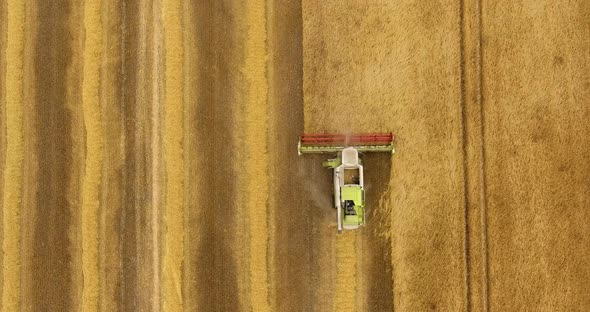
298,133 -> 395,233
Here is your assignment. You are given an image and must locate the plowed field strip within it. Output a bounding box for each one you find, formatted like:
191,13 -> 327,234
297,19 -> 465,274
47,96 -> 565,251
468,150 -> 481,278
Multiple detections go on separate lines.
28,1 -> 76,310
189,1 -> 242,310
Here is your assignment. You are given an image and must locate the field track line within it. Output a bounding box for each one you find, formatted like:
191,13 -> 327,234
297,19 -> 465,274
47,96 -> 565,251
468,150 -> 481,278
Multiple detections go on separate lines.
1,0 -> 25,310
460,0 -> 488,309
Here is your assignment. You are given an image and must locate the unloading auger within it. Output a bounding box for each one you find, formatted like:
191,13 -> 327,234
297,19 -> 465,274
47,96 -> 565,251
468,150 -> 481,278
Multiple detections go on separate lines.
298,133 -> 395,233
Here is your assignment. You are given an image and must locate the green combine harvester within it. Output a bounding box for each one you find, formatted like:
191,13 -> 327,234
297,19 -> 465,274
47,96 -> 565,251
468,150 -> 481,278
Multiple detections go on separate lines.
298,133 -> 395,233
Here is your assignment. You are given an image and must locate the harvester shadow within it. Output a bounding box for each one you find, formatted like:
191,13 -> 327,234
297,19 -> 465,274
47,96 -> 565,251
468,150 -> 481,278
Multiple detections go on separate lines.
300,154 -> 339,221
359,152 -> 394,311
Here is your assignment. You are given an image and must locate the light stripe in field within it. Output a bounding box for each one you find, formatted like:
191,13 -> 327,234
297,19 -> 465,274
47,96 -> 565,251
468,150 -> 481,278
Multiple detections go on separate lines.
150,0 -> 163,310
244,1 -> 270,311
334,232 -> 357,312
161,0 -> 184,310
180,0 -> 195,309
1,0 -> 25,310
264,0 -> 278,309
81,0 -> 103,310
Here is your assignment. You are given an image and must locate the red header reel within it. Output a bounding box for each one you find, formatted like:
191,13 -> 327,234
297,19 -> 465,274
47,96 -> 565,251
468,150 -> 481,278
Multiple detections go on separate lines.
298,132 -> 394,154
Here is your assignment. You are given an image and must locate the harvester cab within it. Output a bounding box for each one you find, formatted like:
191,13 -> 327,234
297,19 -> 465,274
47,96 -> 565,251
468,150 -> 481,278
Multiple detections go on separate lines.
298,133 -> 394,233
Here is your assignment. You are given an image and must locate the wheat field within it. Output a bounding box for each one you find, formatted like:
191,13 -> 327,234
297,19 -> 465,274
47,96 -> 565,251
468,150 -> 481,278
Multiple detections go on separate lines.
0,0 -> 588,311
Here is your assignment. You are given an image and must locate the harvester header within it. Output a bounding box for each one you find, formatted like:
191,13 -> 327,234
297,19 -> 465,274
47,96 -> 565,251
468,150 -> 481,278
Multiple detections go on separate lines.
298,132 -> 395,154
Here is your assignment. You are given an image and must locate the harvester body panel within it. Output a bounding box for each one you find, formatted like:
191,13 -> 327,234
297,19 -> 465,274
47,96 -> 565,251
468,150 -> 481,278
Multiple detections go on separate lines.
333,148 -> 365,232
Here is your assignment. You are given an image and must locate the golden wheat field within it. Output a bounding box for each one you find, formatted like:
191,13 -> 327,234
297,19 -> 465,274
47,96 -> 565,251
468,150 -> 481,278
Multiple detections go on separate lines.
0,0 -> 589,311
